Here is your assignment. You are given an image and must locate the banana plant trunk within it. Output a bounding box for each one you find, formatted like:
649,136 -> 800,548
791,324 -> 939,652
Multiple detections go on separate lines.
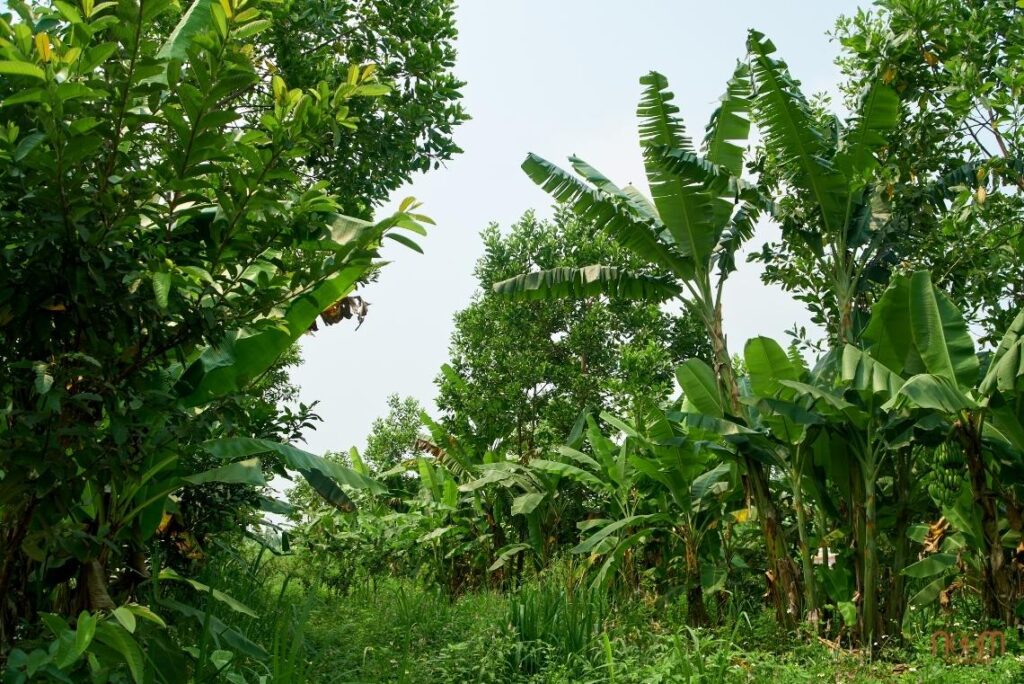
709,313 -> 801,625
683,530 -> 709,627
862,453 -> 879,656
962,423 -> 1015,624
884,449 -> 912,638
791,464 -> 819,622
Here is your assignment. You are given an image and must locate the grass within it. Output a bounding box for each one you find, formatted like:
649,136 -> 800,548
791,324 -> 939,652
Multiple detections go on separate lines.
247,569 -> 1024,684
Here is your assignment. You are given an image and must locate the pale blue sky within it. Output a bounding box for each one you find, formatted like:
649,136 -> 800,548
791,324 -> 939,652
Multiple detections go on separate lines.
293,0 -> 863,455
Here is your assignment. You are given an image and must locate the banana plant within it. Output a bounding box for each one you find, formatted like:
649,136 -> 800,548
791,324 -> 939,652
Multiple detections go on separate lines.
492,64 -> 803,623
746,29 -> 901,346
847,271 -> 1024,624
527,410 -> 735,626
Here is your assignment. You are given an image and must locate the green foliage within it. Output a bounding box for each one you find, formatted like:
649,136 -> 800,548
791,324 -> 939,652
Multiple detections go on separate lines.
0,0 -> 433,672
834,0 -> 1024,342
266,0 -> 468,216
439,210 -> 710,461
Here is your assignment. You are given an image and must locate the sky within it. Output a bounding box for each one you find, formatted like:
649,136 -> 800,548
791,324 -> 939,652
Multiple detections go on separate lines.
292,0 -> 864,456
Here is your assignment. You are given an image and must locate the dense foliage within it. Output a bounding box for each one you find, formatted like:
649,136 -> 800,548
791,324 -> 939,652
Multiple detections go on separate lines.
3,0 -> 1024,682
0,0 -> 443,679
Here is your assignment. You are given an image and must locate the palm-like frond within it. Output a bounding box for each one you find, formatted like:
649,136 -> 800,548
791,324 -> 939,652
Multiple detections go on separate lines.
522,153 -> 693,278
492,265 -> 682,302
637,72 -> 718,265
704,61 -> 752,178
714,200 -> 761,277
747,30 -> 846,234
570,156 -> 659,221
834,81 -> 900,180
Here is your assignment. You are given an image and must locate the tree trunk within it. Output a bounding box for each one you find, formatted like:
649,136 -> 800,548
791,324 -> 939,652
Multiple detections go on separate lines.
884,449 -> 912,640
684,537 -> 709,627
0,496 -> 37,648
863,459 -> 879,656
792,466 -> 818,623
963,431 -> 1015,624
708,310 -> 801,625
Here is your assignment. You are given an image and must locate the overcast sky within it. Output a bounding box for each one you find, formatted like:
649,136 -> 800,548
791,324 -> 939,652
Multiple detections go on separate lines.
292,0 -> 863,456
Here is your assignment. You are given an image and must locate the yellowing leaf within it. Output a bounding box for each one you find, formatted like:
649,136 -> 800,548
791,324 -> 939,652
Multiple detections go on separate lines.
35,33 -> 52,63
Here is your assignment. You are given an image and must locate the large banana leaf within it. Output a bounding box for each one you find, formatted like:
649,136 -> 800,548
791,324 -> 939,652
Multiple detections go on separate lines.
979,310 -> 1024,396
862,273 -> 923,375
492,265 -> 681,302
183,458 -> 266,486
703,61 -> 752,178
638,72 -> 718,265
675,358 -> 724,418
569,156 -> 658,221
862,270 -> 976,388
841,345 -> 904,399
747,30 -> 846,234
202,437 -> 383,511
884,374 -> 977,413
521,153 -> 692,278
907,271 -> 978,389
744,336 -> 800,398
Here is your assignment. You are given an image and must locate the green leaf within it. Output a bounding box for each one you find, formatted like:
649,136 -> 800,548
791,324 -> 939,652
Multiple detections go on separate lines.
908,271 -> 977,388
886,374 -> 977,413
902,553 -> 957,579
493,265 -> 680,302
33,362 -> 53,395
863,273 -> 923,375
690,463 -> 732,507
841,344 -> 904,399
980,310 -> 1024,396
202,438 -> 383,511
909,576 -> 947,607
744,336 -> 799,398
529,459 -> 606,491
703,61 -> 751,178
157,568 -> 257,617
183,458 -> 266,486
14,132 -> 45,161
74,612 -> 96,657
0,61 -> 46,81
418,526 -> 452,543
747,30 -> 845,234
488,544 -> 532,571
511,493 -> 546,516
572,514 -> 658,554
521,153 -> 692,279
836,600 -> 857,628
94,622 -> 144,684
675,359 -> 724,418
124,604 -> 166,629
157,0 -> 216,62
638,71 -> 719,265
112,607 -> 136,634
152,271 -> 171,310
834,81 -> 900,179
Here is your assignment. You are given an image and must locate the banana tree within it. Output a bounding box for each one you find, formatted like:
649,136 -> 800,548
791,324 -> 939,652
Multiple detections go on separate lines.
746,30 -> 901,346
529,413 -> 657,590
493,65 -> 803,623
850,271 -> 1024,624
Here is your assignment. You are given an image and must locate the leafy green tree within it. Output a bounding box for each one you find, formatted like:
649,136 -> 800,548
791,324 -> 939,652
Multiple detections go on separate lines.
266,0 -> 468,216
810,0 -> 1024,342
0,0 -> 423,665
440,209 -> 710,462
